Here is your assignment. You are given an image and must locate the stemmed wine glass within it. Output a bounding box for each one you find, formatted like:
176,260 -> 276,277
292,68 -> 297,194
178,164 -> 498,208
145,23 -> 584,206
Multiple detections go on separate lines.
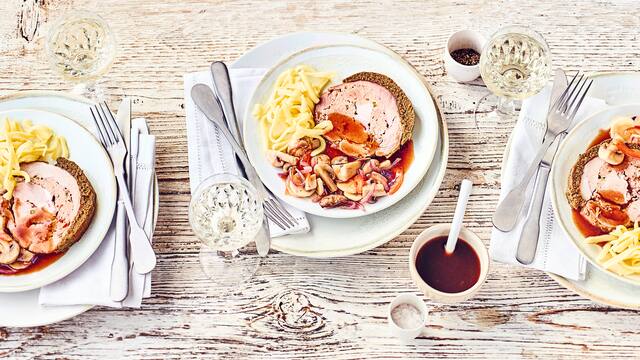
189,173 -> 263,287
476,26 -> 552,119
45,12 -> 116,100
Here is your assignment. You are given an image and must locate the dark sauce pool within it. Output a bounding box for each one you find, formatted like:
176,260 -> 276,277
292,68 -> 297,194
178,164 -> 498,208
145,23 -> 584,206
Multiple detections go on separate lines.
415,236 -> 480,293
0,252 -> 64,275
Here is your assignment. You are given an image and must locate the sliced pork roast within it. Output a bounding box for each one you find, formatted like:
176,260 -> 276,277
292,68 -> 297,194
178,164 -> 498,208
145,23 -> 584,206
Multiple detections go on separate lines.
7,158 -> 96,254
567,141 -> 640,232
314,72 -> 415,158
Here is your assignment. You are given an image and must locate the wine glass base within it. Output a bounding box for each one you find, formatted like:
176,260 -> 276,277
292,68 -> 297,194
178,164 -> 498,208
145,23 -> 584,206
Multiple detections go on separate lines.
199,246 -> 260,288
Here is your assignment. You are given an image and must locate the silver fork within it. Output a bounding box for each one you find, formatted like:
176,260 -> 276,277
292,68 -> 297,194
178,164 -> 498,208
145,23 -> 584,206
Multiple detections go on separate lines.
210,61 -> 298,231
91,103 -> 157,274
494,71 -> 575,232
516,74 -> 594,264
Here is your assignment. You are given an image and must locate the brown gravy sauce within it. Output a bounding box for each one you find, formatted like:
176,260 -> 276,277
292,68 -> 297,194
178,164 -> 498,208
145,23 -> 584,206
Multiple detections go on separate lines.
0,252 -> 64,276
415,236 -> 480,293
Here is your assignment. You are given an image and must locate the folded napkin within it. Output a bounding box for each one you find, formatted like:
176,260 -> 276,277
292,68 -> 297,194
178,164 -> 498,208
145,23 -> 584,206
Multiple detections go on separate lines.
39,118 -> 156,308
184,68 -> 310,236
490,86 -> 607,281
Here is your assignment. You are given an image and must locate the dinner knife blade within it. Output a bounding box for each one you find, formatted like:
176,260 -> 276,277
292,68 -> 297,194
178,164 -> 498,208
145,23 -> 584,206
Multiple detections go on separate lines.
117,98 -> 132,188
492,69 -> 567,232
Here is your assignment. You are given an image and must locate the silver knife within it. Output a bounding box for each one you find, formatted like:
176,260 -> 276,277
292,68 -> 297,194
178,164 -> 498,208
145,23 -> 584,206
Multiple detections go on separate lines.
191,84 -> 271,256
110,98 -> 131,302
515,71 -> 568,264
493,69 -> 568,232
209,62 -> 270,256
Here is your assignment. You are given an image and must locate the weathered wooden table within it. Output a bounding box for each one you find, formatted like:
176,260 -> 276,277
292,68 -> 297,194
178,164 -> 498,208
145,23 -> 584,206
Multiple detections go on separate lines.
1,1 -> 639,358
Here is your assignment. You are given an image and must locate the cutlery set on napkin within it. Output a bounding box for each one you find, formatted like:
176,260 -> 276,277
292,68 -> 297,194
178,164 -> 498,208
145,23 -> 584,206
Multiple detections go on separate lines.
490,70 -> 607,280
184,64 -> 310,241
39,98 -> 157,308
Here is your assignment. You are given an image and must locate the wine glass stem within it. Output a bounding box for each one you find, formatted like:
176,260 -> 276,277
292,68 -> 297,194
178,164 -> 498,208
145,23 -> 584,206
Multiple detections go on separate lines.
496,96 -> 516,116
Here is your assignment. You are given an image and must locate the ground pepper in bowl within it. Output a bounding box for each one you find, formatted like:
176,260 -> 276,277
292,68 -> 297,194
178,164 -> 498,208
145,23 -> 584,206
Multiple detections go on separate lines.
450,48 -> 480,66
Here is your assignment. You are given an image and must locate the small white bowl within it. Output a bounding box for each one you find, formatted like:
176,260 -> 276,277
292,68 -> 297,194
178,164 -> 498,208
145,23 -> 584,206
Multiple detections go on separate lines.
409,224 -> 489,303
387,293 -> 428,341
443,30 -> 486,83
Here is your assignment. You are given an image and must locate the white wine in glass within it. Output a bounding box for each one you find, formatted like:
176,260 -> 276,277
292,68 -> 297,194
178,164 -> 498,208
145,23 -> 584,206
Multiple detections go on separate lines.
189,174 -> 263,287
479,26 -> 551,116
46,12 -> 116,98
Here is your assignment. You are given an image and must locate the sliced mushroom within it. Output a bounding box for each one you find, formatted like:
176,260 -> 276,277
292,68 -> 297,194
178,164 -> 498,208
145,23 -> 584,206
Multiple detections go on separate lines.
369,171 -> 389,190
378,160 -> 392,170
314,163 -> 338,193
287,137 -> 314,157
363,183 -> 387,198
319,194 -> 349,208
9,249 -> 35,270
0,239 -> 20,265
362,159 -> 380,174
304,174 -> 317,191
266,150 -> 298,167
286,177 -> 314,198
331,156 -> 348,165
282,163 -> 293,172
337,180 -> 358,194
344,192 -> 363,201
311,154 -> 330,167
316,178 -> 325,196
598,142 -> 624,165
336,160 -> 361,182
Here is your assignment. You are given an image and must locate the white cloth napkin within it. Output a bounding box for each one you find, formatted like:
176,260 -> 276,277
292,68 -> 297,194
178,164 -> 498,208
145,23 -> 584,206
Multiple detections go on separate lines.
184,68 -> 310,236
490,86 -> 608,281
39,118 -> 156,308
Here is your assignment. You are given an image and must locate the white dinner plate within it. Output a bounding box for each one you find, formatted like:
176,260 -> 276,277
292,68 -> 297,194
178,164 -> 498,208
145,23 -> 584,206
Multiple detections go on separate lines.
0,108 -> 117,292
244,44 -> 440,218
502,72 -> 640,309
550,103 -> 640,286
233,32 -> 448,257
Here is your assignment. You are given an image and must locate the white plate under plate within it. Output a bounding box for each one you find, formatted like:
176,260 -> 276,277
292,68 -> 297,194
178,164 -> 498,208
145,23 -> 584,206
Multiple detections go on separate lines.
503,72 -> 640,309
0,108 -> 117,292
551,103 -> 640,286
244,44 -> 439,218
0,91 -> 159,327
233,32 -> 448,257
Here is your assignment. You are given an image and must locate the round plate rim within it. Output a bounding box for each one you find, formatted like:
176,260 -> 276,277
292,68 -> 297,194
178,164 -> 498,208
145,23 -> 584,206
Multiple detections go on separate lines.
230,31 -> 449,257
0,107 -> 117,293
500,73 -> 640,309
242,43 -> 439,219
0,90 -> 160,326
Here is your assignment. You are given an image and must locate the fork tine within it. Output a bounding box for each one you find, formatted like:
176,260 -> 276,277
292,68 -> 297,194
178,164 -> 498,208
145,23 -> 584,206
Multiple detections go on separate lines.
551,72 -> 579,112
101,102 -> 122,142
90,106 -> 109,146
568,79 -> 593,120
97,103 -> 118,144
270,200 -> 295,227
264,206 -> 287,229
264,201 -> 292,229
100,102 -> 120,144
558,73 -> 584,114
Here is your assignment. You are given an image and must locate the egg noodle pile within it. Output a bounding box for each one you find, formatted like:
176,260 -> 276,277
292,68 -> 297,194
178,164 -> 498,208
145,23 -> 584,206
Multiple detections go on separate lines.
0,118 -> 69,199
253,65 -> 334,156
586,223 -> 640,276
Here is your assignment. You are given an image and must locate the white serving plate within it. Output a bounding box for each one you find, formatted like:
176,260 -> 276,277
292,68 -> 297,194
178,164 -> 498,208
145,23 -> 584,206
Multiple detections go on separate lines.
0,108 -> 117,292
0,91 -> 159,326
233,32 -> 448,257
504,72 -> 640,309
551,103 -> 640,286
244,44 -> 439,218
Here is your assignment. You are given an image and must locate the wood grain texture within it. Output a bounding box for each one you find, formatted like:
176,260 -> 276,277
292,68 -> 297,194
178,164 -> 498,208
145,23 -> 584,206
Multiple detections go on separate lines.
1,0 -> 640,359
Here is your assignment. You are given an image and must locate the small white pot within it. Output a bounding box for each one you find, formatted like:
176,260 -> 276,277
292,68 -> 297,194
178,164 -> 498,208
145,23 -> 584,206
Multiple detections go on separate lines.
409,224 -> 489,303
443,29 -> 486,83
387,293 -> 429,341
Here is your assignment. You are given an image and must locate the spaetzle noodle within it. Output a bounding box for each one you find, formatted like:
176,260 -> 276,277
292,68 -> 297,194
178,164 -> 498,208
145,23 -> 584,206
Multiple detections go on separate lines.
253,65 -> 334,156
0,118 -> 69,199
586,223 -> 640,276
